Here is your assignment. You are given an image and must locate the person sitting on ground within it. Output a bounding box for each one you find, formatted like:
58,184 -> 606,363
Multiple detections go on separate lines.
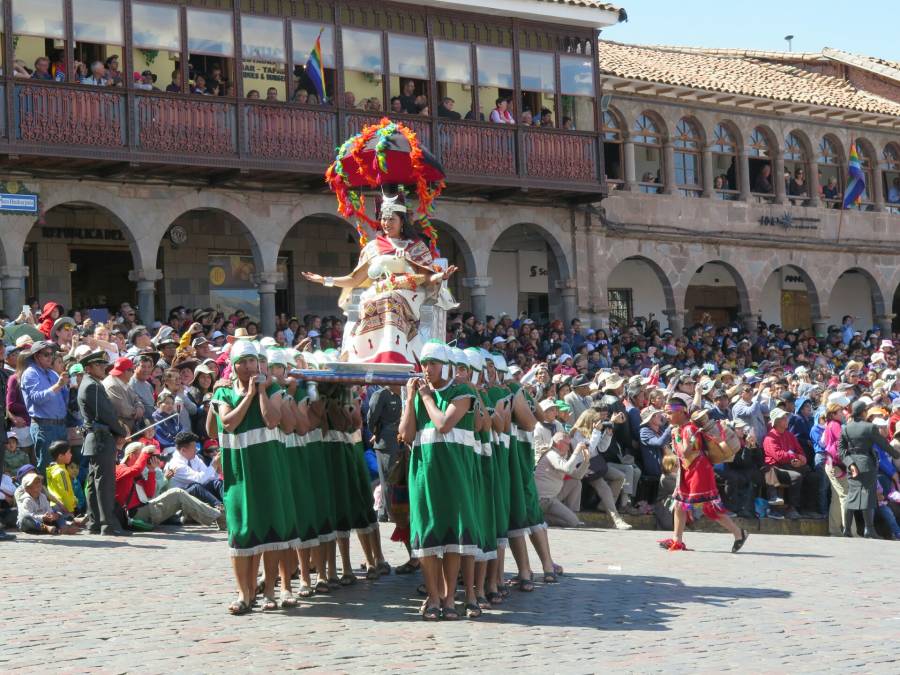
152,391 -> 183,455
15,473 -> 78,535
762,408 -> 809,520
44,440 -> 81,518
115,442 -> 223,529
0,472 -> 18,533
164,431 -> 223,508
2,432 -> 33,482
534,432 -> 590,527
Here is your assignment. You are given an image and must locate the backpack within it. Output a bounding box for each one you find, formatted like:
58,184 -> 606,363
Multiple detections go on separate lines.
691,410 -> 739,463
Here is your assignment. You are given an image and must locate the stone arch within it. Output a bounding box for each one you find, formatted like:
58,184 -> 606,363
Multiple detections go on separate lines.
604,104 -> 629,136
828,267 -> 886,332
430,218 -> 477,277
606,255 -> 677,328
37,200 -> 145,267
166,207 -> 266,273
715,118 -> 744,149
680,259 -> 752,327
676,114 -> 707,145
486,221 -> 574,323
634,108 -> 669,142
757,263 -> 824,331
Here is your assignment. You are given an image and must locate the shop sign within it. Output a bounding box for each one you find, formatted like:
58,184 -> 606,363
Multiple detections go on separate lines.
41,227 -> 125,240
0,181 -> 39,215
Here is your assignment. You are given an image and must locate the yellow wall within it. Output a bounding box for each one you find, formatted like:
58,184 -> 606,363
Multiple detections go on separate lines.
131,48 -> 178,88
343,69 -> 382,104
14,36 -> 48,71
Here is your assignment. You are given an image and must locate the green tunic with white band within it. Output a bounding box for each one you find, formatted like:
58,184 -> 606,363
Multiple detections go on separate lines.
486,384 -> 513,544
279,383 -> 324,547
475,388 -> 498,559
293,385 -> 336,542
213,383 -> 301,556
408,382 -> 483,558
508,382 -> 547,533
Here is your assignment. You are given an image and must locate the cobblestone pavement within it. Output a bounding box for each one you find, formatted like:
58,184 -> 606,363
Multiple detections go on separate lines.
1,526 -> 898,673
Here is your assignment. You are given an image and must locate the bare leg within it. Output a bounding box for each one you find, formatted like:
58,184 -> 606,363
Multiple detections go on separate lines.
528,527 -> 555,574
419,555 -> 443,610
298,548 -> 312,587
673,506 -> 687,543
717,513 -> 742,538
327,540 -> 338,580
368,526 -> 385,564
337,537 -> 352,577
261,551 -> 280,602
357,530 -> 374,568
485,558 -> 500,598
460,554 -> 476,605
441,553 -> 461,610
230,555 -> 256,606
507,535 -> 532,580
475,560 -> 488,602
278,550 -> 295,594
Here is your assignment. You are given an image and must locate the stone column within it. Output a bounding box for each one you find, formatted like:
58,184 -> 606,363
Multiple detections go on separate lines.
662,142 -> 676,194
876,314 -> 895,339
663,309 -> 687,338
462,276 -> 491,320
807,160 -> 820,208
812,316 -> 831,339
701,146 -> 714,198
254,271 -> 283,337
872,163 -> 885,212
739,150 -> 752,201
0,265 -> 29,318
623,139 -> 637,191
591,304 -> 611,332
128,269 -> 163,327
774,151 -> 787,205
740,312 -> 759,340
556,279 -> 578,328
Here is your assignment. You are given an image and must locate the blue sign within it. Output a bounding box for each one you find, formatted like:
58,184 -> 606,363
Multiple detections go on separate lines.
0,193 -> 38,214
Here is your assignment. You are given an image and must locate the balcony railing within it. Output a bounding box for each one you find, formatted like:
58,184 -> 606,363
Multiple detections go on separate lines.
2,81 -> 604,192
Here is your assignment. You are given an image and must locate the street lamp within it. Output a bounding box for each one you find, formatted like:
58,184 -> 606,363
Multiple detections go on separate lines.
784,35 -> 794,52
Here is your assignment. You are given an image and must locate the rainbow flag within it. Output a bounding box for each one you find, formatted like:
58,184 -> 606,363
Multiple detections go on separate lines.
842,141 -> 866,209
306,29 -> 326,102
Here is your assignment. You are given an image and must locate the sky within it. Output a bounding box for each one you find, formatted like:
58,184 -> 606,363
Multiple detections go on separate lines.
603,1 -> 898,62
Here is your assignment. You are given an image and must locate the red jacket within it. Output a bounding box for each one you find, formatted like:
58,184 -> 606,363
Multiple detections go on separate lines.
114,452 -> 157,510
762,428 -> 804,466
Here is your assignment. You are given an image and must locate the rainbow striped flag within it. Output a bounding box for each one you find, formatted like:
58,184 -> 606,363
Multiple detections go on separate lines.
306,29 -> 326,102
842,141 -> 866,209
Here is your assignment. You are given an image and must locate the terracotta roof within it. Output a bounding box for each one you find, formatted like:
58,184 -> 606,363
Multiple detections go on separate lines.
537,0 -> 622,12
598,41 -> 900,118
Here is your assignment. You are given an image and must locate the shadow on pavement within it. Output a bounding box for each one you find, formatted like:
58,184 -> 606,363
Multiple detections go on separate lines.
12,537 -> 164,550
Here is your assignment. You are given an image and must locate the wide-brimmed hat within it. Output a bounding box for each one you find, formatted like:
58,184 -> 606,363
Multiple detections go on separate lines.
226,327 -> 251,344
603,375 -> 625,391
640,406 -> 663,425
27,340 -> 57,358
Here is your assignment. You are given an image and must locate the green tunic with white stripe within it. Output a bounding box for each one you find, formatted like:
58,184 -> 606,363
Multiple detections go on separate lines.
486,385 -> 512,543
213,383 -> 300,556
280,384 -> 324,547
475,388 -> 498,559
508,382 -> 547,532
292,386 -> 336,541
409,382 -> 482,557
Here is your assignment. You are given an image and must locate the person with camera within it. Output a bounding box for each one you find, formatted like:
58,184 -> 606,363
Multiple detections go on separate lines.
534,431 -> 590,527
77,350 -> 129,536
21,341 -> 70,475
115,441 -> 223,528
165,431 -> 223,508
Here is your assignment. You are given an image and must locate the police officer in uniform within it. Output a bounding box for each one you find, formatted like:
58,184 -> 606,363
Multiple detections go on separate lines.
78,350 -> 129,536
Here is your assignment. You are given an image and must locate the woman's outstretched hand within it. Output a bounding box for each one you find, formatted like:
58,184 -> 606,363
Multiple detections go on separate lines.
301,271 -> 323,284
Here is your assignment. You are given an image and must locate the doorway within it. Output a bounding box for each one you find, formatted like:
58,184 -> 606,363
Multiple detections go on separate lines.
70,248 -> 133,313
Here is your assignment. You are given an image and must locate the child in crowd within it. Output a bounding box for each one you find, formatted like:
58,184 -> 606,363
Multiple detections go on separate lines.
653,454 -> 678,531
15,473 -> 78,535
141,419 -> 162,455
45,441 -> 83,518
3,431 -> 34,480
68,461 -> 86,514
153,392 -> 183,455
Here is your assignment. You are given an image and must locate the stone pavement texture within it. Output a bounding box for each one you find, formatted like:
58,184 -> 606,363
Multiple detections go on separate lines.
1,526 -> 897,673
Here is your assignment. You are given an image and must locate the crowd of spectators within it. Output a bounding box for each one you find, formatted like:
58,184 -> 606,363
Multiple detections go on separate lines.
2,298 -> 899,542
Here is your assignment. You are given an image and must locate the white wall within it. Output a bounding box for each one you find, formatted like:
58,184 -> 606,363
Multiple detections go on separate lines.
608,259 -> 670,329
830,272 -> 875,331
486,250 -> 518,317
687,262 -> 737,287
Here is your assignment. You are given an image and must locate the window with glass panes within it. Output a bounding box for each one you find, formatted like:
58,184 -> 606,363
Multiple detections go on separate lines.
711,123 -> 738,194
559,55 -> 594,131
434,40 -> 472,118
389,33 -> 428,115
883,144 -> 900,210
749,127 -> 773,194
132,2 -> 180,92
784,132 -> 809,199
186,8 -> 234,96
12,0 -> 66,80
608,289 -> 633,327
818,136 -> 844,203
673,118 -> 701,196
602,111 -> 623,184
520,50 -> 556,126
241,15 -> 286,102
341,27 -> 383,110
292,21 -> 335,104
633,114 -> 663,193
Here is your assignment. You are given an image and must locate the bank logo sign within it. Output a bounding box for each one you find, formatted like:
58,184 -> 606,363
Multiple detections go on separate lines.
0,182 -> 39,215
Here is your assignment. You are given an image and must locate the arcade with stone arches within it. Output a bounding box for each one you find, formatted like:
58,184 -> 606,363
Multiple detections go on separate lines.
0,179 -> 581,336
599,239 -> 898,336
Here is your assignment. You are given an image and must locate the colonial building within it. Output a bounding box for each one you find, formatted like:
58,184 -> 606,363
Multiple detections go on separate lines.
593,43 -> 900,336
1,1 -> 899,338
0,0 -> 621,334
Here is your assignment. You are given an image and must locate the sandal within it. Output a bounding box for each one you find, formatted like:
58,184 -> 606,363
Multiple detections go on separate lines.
280,591 -> 298,608
340,573 -> 357,586
377,560 -> 392,576
395,561 -> 420,575
255,578 -> 266,595
542,572 -> 558,584
553,563 -> 564,576
485,591 -> 503,605
228,599 -> 251,616
422,605 -> 440,621
365,566 -> 380,580
465,603 -> 482,619
667,541 -> 688,552
476,595 -> 492,609
314,580 -> 330,594
327,577 -> 341,590
441,606 -> 460,621
297,584 -> 314,598
657,538 -> 676,550
261,596 -> 278,611
513,574 -> 534,592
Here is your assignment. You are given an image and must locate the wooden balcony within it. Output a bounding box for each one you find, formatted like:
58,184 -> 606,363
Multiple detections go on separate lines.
1,81 -> 604,201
